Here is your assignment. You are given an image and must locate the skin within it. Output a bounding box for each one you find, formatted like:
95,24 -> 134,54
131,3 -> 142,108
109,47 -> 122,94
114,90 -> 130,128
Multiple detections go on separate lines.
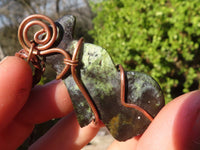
0,56 -> 200,150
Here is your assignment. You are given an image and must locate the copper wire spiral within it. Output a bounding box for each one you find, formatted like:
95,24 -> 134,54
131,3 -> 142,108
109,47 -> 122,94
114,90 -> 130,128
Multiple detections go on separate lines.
18,14 -> 72,80
18,14 -> 57,53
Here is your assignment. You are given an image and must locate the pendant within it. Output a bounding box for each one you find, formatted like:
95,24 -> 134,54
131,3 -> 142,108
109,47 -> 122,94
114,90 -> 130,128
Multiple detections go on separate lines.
16,14 -> 165,141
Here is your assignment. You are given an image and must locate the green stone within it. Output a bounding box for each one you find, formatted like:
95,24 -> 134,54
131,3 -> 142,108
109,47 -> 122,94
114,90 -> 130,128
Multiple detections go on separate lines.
62,41 -> 165,141
45,16 -> 165,141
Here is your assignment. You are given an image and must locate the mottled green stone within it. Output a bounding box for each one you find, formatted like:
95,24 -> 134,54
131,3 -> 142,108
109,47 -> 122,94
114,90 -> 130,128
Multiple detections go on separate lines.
61,41 -> 165,141
46,15 -> 165,141
63,41 -> 118,126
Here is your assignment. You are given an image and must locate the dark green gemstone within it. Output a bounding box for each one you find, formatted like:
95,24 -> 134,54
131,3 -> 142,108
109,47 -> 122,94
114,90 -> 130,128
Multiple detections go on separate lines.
46,16 -> 165,141
62,41 -> 165,141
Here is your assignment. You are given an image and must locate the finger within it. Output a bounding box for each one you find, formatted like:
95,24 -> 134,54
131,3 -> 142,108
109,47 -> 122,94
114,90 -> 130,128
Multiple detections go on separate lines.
0,119 -> 34,150
0,56 -> 32,131
136,90 -> 200,150
108,91 -> 200,150
16,80 -> 73,124
107,136 -> 140,150
29,112 -> 101,150
4,74 -> 74,149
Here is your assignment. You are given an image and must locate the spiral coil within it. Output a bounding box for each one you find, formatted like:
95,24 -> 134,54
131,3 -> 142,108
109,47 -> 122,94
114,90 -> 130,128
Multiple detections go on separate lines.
17,14 -> 73,80
18,14 -> 57,52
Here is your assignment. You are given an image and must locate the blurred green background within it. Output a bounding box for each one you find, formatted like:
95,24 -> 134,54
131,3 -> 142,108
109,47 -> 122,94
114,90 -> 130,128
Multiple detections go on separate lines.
90,0 -> 200,103
0,0 -> 200,149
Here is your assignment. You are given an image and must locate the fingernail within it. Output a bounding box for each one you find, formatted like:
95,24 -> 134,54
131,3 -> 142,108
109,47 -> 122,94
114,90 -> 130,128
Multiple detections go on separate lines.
0,56 -> 8,65
192,110 -> 200,145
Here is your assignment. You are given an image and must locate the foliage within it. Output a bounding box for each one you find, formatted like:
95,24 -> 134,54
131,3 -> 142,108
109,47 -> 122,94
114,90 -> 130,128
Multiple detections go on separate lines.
90,0 -> 200,102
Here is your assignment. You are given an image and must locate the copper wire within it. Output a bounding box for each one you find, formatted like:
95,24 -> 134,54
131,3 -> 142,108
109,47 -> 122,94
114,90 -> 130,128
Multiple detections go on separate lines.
18,14 -> 57,52
18,14 -> 73,80
17,14 -> 100,125
15,49 -> 45,87
17,14 -> 152,126
69,38 -> 100,125
118,64 -> 153,122
27,42 -> 35,62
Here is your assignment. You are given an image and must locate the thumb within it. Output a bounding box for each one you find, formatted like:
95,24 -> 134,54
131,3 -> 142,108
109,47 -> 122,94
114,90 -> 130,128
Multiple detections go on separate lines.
108,91 -> 200,150
137,90 -> 200,150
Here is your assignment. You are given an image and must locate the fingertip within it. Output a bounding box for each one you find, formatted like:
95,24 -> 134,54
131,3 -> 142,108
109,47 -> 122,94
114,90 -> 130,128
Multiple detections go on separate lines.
0,56 -> 32,95
107,136 -> 139,150
88,120 -> 105,129
54,80 -> 73,115
136,90 -> 200,150
0,56 -> 32,82
0,56 -> 32,130
173,90 -> 200,150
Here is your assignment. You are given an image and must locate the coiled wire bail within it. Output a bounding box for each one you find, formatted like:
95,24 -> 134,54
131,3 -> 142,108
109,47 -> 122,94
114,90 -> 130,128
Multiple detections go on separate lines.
17,14 -> 73,80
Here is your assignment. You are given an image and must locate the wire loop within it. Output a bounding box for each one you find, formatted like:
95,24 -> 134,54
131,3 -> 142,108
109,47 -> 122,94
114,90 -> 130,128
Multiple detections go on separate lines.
17,14 -> 74,80
18,14 -> 57,52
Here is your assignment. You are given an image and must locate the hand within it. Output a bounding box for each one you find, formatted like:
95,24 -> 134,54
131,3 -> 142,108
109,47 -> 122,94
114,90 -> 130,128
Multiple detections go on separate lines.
0,56 -> 102,150
108,91 -> 200,150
